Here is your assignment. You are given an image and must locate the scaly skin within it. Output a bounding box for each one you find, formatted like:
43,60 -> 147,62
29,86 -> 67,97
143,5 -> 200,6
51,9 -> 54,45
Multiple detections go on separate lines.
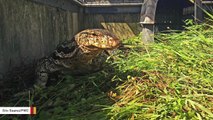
35,29 -> 120,88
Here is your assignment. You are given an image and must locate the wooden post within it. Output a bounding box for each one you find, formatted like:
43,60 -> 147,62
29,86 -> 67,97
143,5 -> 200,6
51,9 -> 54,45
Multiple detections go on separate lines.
194,0 -> 203,23
140,0 -> 158,44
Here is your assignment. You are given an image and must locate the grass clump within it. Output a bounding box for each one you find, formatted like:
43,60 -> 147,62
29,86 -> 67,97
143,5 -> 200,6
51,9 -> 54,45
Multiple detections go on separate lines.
106,21 -> 213,120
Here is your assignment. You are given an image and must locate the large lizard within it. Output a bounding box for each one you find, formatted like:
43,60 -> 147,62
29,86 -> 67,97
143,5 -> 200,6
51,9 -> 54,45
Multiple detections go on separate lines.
35,29 -> 120,88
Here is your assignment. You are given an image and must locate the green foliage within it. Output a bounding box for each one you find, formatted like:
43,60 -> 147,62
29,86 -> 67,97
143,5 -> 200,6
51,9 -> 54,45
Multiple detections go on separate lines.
106,21 -> 213,120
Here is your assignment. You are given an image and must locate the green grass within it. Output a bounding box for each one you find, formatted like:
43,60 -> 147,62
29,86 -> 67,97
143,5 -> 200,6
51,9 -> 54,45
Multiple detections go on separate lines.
105,20 -> 213,120
1,20 -> 213,120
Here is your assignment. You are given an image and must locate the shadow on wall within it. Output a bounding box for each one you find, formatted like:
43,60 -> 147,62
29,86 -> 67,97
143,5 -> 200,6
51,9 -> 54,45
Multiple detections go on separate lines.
101,22 -> 136,40
84,14 -> 142,40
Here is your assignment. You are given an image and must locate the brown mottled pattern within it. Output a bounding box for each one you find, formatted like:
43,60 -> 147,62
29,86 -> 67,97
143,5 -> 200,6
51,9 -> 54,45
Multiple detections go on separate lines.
76,29 -> 120,50
34,29 -> 120,88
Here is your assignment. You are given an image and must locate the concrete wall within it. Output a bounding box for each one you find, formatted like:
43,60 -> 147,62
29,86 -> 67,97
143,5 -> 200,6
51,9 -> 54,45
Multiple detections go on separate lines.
0,0 -> 80,75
